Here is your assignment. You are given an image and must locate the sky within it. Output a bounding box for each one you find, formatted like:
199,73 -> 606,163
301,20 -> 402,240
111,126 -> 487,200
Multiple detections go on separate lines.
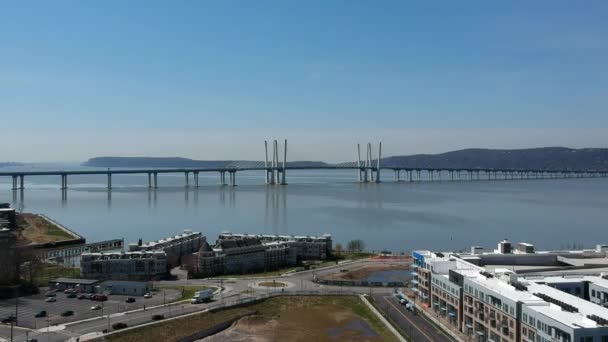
1,1 -> 607,162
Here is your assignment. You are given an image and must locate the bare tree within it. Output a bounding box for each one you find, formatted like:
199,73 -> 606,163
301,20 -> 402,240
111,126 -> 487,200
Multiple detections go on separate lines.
334,243 -> 343,255
347,239 -> 365,253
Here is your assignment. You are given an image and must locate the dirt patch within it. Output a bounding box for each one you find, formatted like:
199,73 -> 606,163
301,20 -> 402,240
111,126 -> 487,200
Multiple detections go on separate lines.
200,315 -> 279,342
16,213 -> 75,244
202,301 -> 382,342
327,263 -> 410,281
108,296 -> 397,342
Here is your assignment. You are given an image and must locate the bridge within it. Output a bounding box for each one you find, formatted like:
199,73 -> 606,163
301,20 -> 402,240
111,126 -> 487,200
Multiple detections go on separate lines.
2,140 -> 607,190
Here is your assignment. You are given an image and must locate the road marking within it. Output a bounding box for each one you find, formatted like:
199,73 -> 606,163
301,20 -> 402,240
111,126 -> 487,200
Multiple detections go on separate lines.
382,296 -> 435,342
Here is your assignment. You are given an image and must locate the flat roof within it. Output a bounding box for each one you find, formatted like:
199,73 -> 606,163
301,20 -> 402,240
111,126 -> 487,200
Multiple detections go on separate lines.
461,270 -> 542,303
524,282 -> 608,328
51,278 -> 100,285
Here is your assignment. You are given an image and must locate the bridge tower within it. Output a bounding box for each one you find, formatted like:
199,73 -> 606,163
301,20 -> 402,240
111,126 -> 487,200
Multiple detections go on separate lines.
357,142 -> 381,183
265,139 -> 287,185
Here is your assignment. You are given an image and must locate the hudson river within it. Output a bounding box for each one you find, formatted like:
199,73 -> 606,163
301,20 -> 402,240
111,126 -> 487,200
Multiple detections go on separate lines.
1,165 -> 607,252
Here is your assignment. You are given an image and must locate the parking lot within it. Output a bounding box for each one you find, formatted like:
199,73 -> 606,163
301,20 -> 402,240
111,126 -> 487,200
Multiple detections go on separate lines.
0,288 -> 181,329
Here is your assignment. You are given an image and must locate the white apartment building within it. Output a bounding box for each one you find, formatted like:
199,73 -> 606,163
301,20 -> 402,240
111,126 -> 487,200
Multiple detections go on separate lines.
81,250 -> 168,281
412,246 -> 608,342
128,229 -> 204,268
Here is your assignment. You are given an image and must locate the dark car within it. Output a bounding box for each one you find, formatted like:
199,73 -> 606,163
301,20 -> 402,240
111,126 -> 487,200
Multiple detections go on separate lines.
151,314 -> 164,321
93,294 -> 108,301
125,297 -> 136,303
112,322 -> 128,330
1,315 -> 16,324
34,310 -> 47,318
67,293 -> 77,298
78,294 -> 87,300
60,310 -> 74,317
45,292 -> 56,297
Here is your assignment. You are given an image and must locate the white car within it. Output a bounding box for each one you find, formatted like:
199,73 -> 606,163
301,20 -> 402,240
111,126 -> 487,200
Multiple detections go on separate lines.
45,297 -> 56,303
143,293 -> 152,299
91,305 -> 102,310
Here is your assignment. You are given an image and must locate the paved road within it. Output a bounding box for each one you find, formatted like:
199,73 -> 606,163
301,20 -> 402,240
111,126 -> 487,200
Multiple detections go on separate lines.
0,259 -> 400,342
372,294 -> 455,342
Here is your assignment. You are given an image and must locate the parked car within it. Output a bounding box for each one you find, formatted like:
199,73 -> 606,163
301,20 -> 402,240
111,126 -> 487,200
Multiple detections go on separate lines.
88,294 -> 96,300
1,315 -> 16,324
125,297 -> 136,303
67,293 -> 77,298
93,294 -> 108,301
45,297 -> 57,303
78,294 -> 87,300
143,293 -> 152,299
151,314 -> 164,321
61,310 -> 74,317
45,292 -> 56,297
26,338 -> 38,342
112,322 -> 128,330
399,298 -> 407,305
34,311 -> 47,318
63,289 -> 76,294
91,305 -> 102,311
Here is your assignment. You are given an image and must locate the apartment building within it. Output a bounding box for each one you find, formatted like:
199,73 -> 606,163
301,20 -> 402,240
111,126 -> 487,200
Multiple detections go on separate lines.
218,232 -> 332,261
412,246 -> 608,342
80,250 -> 168,281
190,232 -> 331,277
128,230 -> 203,268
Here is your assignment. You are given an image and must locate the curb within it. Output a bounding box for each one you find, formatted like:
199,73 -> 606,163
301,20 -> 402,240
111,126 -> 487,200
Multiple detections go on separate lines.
411,302 -> 464,342
360,294 -> 407,342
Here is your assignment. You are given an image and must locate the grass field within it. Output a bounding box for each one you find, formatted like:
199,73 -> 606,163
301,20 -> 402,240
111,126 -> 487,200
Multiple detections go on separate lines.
17,213 -> 75,243
154,285 -> 214,301
107,296 -> 398,342
257,281 -> 287,288
32,264 -> 80,287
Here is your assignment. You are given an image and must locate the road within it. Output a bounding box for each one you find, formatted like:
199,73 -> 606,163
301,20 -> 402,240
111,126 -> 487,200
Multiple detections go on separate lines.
0,259 -> 404,342
372,294 -> 455,342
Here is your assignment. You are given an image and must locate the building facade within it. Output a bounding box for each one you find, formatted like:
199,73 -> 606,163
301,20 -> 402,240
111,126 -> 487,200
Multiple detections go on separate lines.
190,232 -> 332,277
80,250 -> 168,281
128,230 -> 203,268
412,244 -> 608,342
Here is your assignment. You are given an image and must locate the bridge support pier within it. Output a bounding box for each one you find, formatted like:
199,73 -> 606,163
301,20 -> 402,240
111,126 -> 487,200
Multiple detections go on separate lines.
18,175 -> 24,189
107,173 -> 112,190
184,172 -> 189,187
228,171 -> 237,186
60,174 -> 68,189
147,173 -> 152,188
194,172 -> 199,187
11,176 -> 18,190
220,171 -> 227,186
153,172 -> 158,188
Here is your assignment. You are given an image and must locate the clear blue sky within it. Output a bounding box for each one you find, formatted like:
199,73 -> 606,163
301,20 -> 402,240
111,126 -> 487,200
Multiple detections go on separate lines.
1,1 -> 607,162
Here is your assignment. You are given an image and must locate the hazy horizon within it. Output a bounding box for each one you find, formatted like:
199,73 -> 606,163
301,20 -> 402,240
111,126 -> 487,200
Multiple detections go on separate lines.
2,1 -> 607,162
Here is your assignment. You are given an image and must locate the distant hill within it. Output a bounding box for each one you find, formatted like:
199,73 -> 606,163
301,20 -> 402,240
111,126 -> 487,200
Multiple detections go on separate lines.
381,147 -> 608,171
0,162 -> 22,168
84,147 -> 608,171
83,157 -> 328,168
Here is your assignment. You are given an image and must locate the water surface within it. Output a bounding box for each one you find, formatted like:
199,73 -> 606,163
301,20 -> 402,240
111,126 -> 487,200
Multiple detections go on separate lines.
1,165 -> 607,253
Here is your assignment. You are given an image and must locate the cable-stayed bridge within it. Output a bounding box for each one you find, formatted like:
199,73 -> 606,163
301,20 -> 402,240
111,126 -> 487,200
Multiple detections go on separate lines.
2,140 -> 607,190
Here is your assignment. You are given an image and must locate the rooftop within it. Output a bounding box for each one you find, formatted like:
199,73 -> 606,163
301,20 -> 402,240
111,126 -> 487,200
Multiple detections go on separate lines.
524,282 -> 608,328
51,278 -> 100,285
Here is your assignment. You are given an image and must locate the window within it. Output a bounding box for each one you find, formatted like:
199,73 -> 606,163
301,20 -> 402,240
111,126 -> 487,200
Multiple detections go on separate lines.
592,289 -> 596,297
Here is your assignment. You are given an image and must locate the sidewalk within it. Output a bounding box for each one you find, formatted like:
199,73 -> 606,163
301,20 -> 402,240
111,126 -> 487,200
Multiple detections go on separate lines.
410,296 -> 467,342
